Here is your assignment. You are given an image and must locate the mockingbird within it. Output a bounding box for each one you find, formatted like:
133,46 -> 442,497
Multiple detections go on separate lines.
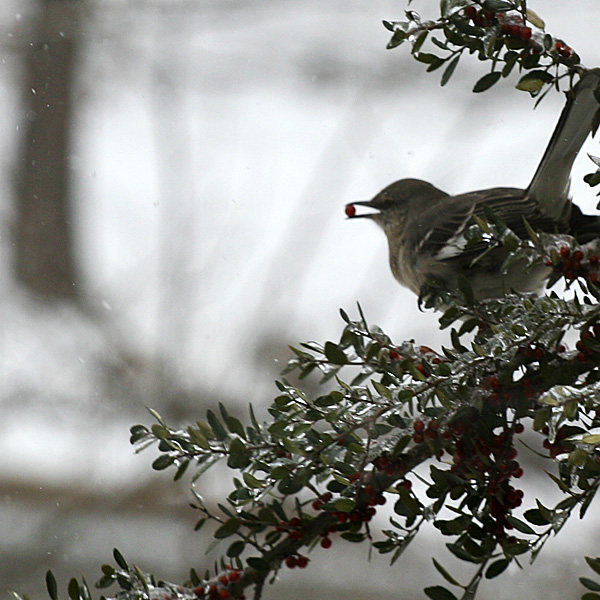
346,68 -> 600,301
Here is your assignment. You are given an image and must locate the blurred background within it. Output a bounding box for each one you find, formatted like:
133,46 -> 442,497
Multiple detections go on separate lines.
2,0 -> 600,598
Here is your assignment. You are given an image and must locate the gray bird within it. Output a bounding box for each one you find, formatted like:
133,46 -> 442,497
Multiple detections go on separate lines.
347,68 -> 600,302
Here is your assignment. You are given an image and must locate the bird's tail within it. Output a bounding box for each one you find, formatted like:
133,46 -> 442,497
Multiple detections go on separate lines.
527,68 -> 600,222
570,203 -> 600,243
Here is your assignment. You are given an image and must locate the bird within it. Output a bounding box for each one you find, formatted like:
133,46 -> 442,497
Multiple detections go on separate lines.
346,68 -> 600,303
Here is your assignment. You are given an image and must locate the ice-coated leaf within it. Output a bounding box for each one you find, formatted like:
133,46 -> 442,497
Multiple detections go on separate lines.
324,341 -> 348,365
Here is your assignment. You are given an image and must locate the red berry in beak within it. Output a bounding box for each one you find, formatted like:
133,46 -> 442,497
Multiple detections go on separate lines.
345,204 -> 356,217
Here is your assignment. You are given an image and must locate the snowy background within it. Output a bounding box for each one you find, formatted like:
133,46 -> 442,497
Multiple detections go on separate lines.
2,1 -> 600,598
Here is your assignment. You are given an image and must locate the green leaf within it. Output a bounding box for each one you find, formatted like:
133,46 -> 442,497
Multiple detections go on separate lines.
46,571 -> 58,600
113,548 -> 129,570
482,0 -> 514,11
226,540 -> 246,557
523,508 -> 550,526
188,427 -> 210,449
207,409 -> 228,441
473,71 -> 501,93
242,472 -> 263,488
485,559 -> 509,579
215,518 -> 241,539
441,54 -> 460,87
581,593 -> 600,600
334,498 -> 356,513
415,52 -> 441,65
506,516 -> 535,535
67,579 -> 80,600
586,557 -> 600,577
152,454 -> 175,471
516,70 -> 554,94
246,557 -> 270,571
432,558 -> 461,586
424,585 -> 458,600
581,578 -> 600,592
173,459 -> 190,481
324,342 -> 348,365
387,29 -> 408,49
227,438 -> 252,469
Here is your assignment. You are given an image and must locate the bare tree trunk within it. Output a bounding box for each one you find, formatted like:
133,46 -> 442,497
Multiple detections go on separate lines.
14,0 -> 81,299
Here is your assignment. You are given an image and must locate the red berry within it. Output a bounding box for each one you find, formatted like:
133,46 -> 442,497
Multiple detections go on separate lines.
515,423 -> 524,434
509,24 -> 521,36
413,432 -> 424,444
555,41 -> 564,51
345,204 -> 356,218
297,556 -> 309,568
520,26 -> 532,40
193,587 -> 205,598
289,517 -> 300,527
218,576 -> 228,586
285,556 -> 297,569
464,5 -> 477,19
321,537 -> 332,549
218,590 -> 229,600
389,349 -> 401,361
228,571 -> 240,583
562,46 -> 572,57
413,420 -> 425,432
589,255 -> 599,265
560,246 -> 571,258
312,499 -> 323,511
573,250 -> 584,262
483,10 -> 494,21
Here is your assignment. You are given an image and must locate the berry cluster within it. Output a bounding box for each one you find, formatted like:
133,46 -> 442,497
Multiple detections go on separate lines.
463,5 -> 532,41
193,566 -> 244,600
499,21 -> 532,40
412,418 -> 440,444
311,491 -> 333,511
284,554 -> 309,569
446,424 -> 524,540
575,325 -> 600,363
313,484 -> 382,528
554,40 -> 572,58
483,375 -> 536,409
372,453 -> 406,477
547,246 -> 600,284
275,516 -> 305,541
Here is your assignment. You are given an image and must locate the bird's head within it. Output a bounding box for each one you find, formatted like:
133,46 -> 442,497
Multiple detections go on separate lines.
345,178 -> 447,230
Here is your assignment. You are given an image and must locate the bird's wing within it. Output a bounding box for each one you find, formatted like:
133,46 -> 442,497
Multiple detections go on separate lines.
527,68 -> 600,221
411,188 -> 549,264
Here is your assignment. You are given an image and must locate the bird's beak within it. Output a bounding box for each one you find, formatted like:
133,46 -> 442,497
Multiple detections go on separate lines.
345,200 -> 379,219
